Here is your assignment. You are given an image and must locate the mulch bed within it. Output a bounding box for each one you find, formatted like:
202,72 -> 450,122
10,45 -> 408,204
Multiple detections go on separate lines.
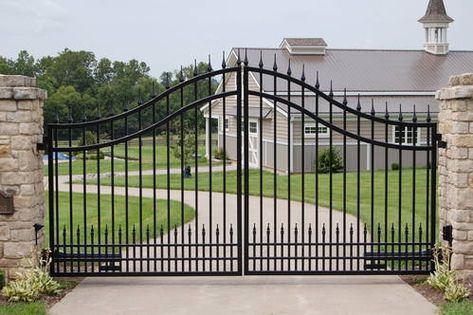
0,277 -> 83,308
401,275 -> 473,306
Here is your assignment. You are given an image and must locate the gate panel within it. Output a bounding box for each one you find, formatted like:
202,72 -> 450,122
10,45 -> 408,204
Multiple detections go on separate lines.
242,54 -> 438,275
47,67 -> 243,276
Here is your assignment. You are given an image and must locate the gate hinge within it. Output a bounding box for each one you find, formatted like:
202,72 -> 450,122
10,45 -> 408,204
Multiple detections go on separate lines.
436,134 -> 447,149
442,225 -> 453,247
37,137 -> 48,151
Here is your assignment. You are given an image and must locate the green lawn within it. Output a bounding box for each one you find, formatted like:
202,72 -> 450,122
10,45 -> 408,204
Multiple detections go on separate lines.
92,168 -> 433,236
44,135 -> 221,176
441,301 -> 473,315
0,302 -> 47,315
43,144 -> 211,176
44,192 -> 195,247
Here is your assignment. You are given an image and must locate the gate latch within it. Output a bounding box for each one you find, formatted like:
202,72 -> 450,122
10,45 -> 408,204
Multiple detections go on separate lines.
436,134 -> 447,149
37,137 -> 48,151
443,225 -> 453,247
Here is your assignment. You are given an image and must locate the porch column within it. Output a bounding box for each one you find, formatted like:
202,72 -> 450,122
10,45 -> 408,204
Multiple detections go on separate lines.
437,73 -> 473,275
205,117 -> 211,160
0,75 -> 47,279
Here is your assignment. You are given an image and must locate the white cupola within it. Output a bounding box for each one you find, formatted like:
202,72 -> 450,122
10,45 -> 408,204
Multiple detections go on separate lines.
418,0 -> 454,55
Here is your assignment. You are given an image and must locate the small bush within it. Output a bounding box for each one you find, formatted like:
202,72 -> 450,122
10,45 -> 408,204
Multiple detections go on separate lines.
1,249 -> 61,303
391,163 -> 399,170
213,148 -> 227,160
316,148 -> 343,174
444,282 -> 470,302
427,244 -> 455,292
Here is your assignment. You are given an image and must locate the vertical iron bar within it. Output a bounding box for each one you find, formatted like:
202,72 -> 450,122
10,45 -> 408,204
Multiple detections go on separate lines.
272,55 -> 278,271
243,62 -> 250,274
430,124 -> 438,272
236,61 -> 243,275
47,127 -> 55,274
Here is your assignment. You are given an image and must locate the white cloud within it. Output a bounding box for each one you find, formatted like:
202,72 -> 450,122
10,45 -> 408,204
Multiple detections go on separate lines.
0,0 -> 69,34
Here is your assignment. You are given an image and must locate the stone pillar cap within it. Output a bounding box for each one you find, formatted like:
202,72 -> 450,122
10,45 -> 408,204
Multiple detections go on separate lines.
449,73 -> 473,87
0,75 -> 36,87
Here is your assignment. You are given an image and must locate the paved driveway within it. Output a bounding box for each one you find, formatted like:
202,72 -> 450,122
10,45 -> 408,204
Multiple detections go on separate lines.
50,275 -> 436,315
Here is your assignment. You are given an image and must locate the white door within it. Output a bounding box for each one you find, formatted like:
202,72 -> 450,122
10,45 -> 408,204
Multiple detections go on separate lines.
241,119 -> 259,168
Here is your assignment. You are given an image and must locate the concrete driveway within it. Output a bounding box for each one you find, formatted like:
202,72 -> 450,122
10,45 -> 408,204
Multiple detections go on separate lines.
50,275 -> 436,315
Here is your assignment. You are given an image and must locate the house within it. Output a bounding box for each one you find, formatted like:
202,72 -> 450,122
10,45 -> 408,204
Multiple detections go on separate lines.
201,0 -> 473,172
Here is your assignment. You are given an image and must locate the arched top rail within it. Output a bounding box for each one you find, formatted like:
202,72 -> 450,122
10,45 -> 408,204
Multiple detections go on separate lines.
47,67 -> 240,129
245,66 -> 436,128
49,90 -> 238,152
249,90 -> 434,151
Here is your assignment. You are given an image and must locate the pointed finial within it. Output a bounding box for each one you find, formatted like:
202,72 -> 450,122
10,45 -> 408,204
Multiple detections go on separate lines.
237,49 -> 241,66
329,80 -> 333,97
222,51 -> 226,69
179,66 -> 184,82
371,99 -> 375,116
412,104 -> 417,122
315,71 -> 320,90
385,102 -> 389,119
123,97 -> 129,112
151,81 -> 157,97
287,59 -> 292,76
96,103 -> 101,119
301,64 -> 306,82
68,105 -> 73,122
356,94 -> 361,111
342,88 -> 347,106
138,90 -> 143,105
208,55 -> 212,72
273,53 -> 278,71
243,48 -> 248,66
82,109 -> 87,122
54,107 -> 60,123
399,104 -> 403,121
426,104 -> 431,122
165,72 -> 171,89
193,59 -> 198,77
258,50 -> 264,69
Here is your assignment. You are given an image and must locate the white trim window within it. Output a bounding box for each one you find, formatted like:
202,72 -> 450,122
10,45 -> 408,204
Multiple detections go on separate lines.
224,118 -> 229,131
304,124 -> 329,137
249,121 -> 258,134
392,126 -> 420,145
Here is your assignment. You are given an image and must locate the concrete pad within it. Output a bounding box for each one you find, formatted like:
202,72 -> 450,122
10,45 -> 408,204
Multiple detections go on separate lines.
50,276 -> 437,315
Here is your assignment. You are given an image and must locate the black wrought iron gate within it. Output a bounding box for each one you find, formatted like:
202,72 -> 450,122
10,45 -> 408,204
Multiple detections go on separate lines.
47,51 -> 438,276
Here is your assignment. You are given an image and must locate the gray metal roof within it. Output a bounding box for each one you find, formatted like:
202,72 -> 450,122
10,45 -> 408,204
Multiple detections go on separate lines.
237,48 -> 473,92
418,0 -> 454,23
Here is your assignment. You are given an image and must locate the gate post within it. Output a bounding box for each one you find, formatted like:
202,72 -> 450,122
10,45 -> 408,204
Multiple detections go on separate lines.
436,73 -> 473,274
0,75 -> 47,279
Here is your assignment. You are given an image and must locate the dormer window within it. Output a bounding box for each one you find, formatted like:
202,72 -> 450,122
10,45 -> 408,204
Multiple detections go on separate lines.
280,38 -> 327,56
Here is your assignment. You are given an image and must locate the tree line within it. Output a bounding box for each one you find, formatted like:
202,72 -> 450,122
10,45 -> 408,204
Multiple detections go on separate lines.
0,50 -> 218,131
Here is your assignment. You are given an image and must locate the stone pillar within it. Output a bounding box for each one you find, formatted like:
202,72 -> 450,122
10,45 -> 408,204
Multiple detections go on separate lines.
437,73 -> 473,274
0,75 -> 46,279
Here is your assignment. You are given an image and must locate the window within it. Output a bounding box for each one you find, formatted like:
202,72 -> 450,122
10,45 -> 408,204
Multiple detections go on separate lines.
249,122 -> 258,134
393,126 -> 419,145
304,124 -> 329,137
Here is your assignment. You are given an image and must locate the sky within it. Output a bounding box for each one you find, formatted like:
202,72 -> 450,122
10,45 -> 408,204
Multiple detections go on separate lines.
1,0 -> 472,77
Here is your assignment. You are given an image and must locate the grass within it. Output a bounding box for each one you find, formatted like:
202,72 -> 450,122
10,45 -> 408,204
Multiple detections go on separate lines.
44,192 -> 195,247
441,300 -> 473,315
0,302 -> 47,315
92,168 -> 433,235
44,135 -> 220,176
43,144 -> 211,176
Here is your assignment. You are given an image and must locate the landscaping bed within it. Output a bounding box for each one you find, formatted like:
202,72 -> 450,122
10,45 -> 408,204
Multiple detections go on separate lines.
402,275 -> 473,315
0,277 -> 82,315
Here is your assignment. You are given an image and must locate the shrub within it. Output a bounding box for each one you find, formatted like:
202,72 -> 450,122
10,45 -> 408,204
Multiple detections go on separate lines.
427,244 -> 455,292
1,249 -> 61,303
391,163 -> 399,170
444,282 -> 470,302
213,147 -> 227,160
316,148 -> 343,173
